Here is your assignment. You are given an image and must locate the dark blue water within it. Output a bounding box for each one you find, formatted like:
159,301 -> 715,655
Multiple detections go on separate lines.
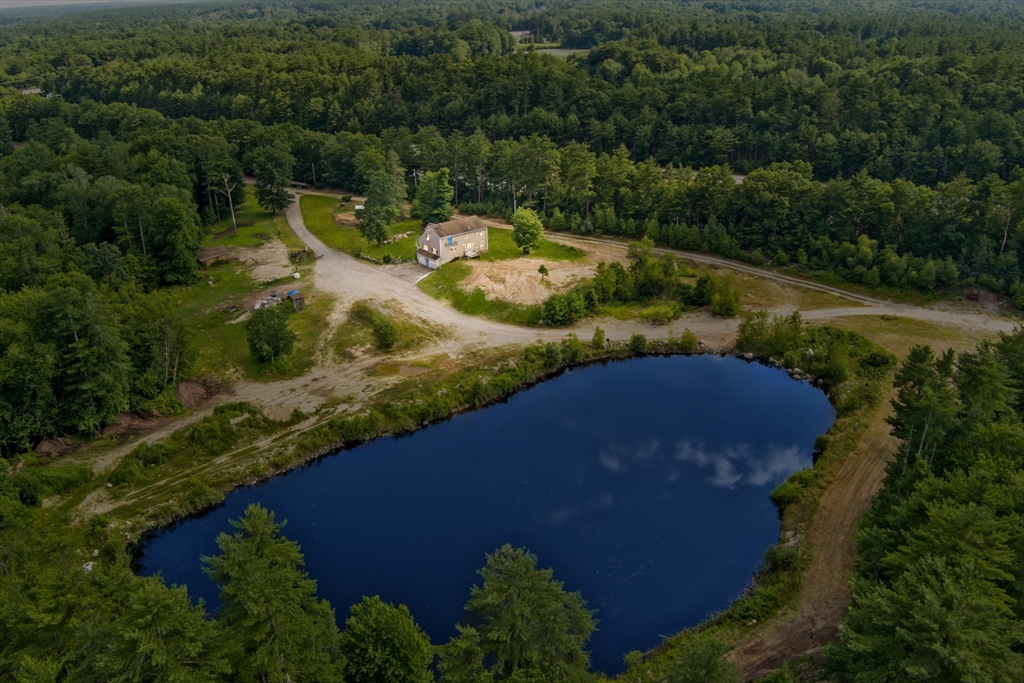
137,355 -> 834,674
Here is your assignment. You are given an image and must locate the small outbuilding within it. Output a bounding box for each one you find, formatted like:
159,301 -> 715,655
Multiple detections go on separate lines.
287,290 -> 305,311
416,216 -> 489,270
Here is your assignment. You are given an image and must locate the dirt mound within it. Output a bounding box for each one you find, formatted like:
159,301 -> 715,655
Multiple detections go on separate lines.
175,377 -> 223,409
35,437 -> 79,457
101,413 -> 166,438
461,258 -> 594,305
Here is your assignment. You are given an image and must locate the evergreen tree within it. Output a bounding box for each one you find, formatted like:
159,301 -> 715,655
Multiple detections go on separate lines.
359,169 -> 401,245
339,596 -> 434,683
94,578 -> 227,683
461,545 -> 595,679
246,145 -> 294,215
204,505 -> 344,683
415,168 -> 455,224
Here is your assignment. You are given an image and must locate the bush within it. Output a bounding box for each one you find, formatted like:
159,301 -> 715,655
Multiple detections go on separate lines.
764,544 -> 799,573
561,334 -> 587,363
372,316 -> 399,350
629,333 -> 649,353
34,465 -> 91,495
543,342 -> 562,366
591,327 -> 605,350
246,306 -> 296,363
11,471 -> 44,506
770,468 -> 817,508
541,289 -> 587,326
638,302 -> 682,325
678,328 -> 698,352
710,288 -> 741,316
180,477 -> 224,510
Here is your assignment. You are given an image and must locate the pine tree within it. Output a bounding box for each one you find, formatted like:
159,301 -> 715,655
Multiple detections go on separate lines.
415,168 -> 455,224
204,505 -> 343,682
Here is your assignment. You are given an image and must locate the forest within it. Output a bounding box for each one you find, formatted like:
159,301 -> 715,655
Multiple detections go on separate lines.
2,0 -> 1024,680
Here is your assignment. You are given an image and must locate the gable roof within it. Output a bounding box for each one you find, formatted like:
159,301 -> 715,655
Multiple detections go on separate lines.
427,215 -> 487,238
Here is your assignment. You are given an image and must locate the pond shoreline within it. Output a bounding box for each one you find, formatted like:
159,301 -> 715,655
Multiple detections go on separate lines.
133,349 -> 841,675
129,344 -> 834,543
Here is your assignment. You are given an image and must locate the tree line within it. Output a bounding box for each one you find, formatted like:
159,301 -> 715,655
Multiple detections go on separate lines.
825,329 -> 1024,681
3,0 -> 1022,184
5,93 -> 1022,305
0,490 -> 608,682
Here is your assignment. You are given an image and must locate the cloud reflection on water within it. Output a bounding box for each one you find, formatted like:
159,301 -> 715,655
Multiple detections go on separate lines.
674,440 -> 805,488
595,439 -> 807,489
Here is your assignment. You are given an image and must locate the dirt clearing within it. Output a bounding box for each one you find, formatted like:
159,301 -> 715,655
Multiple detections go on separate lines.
234,241 -> 294,283
461,258 -> 595,304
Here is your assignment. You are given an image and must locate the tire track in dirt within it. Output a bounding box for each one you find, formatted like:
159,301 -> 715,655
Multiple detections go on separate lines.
728,399 -> 898,680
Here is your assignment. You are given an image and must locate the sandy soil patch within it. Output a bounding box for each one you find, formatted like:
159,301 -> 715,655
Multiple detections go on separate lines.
234,241 -> 294,283
461,258 -> 596,305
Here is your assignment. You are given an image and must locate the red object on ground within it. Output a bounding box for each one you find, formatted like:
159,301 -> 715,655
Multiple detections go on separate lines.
966,293 -> 980,301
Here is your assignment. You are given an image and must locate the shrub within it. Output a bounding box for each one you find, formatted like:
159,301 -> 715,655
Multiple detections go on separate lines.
543,342 -> 562,366
181,477 -> 224,510
710,288 -> 741,316
591,327 -> 605,350
770,468 -> 817,508
246,306 -> 296,363
678,328 -> 698,352
764,544 -> 799,573
638,302 -> 682,325
629,333 -> 649,353
372,316 -> 399,350
561,334 -> 587,363
34,465 -> 91,495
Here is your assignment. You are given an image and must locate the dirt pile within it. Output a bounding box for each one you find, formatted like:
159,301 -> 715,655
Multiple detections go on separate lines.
461,258 -> 594,305
175,377 -> 223,409
35,437 -> 79,457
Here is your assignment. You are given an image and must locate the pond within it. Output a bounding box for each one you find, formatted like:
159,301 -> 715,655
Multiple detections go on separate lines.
137,355 -> 834,674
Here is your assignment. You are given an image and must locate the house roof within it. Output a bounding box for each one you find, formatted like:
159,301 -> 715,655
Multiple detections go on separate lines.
427,215 -> 487,238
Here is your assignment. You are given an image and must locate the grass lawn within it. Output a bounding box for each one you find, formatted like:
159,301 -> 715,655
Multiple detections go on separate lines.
153,263 -> 331,382
153,192 -> 331,382
333,301 -> 443,360
418,262 -> 543,326
301,195 -> 420,259
362,219 -> 421,261
206,188 -> 305,251
481,228 -> 586,262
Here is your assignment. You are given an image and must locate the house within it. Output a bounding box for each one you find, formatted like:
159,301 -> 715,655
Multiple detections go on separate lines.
287,290 -> 305,311
416,216 -> 489,269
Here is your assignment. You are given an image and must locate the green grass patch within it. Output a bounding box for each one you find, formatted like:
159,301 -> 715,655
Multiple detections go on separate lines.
152,264 -> 330,382
301,195 -> 419,260
480,228 -> 585,262
146,192 -> 331,382
417,262 -> 543,326
206,187 -> 304,251
361,219 -> 422,262
333,301 -> 441,360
